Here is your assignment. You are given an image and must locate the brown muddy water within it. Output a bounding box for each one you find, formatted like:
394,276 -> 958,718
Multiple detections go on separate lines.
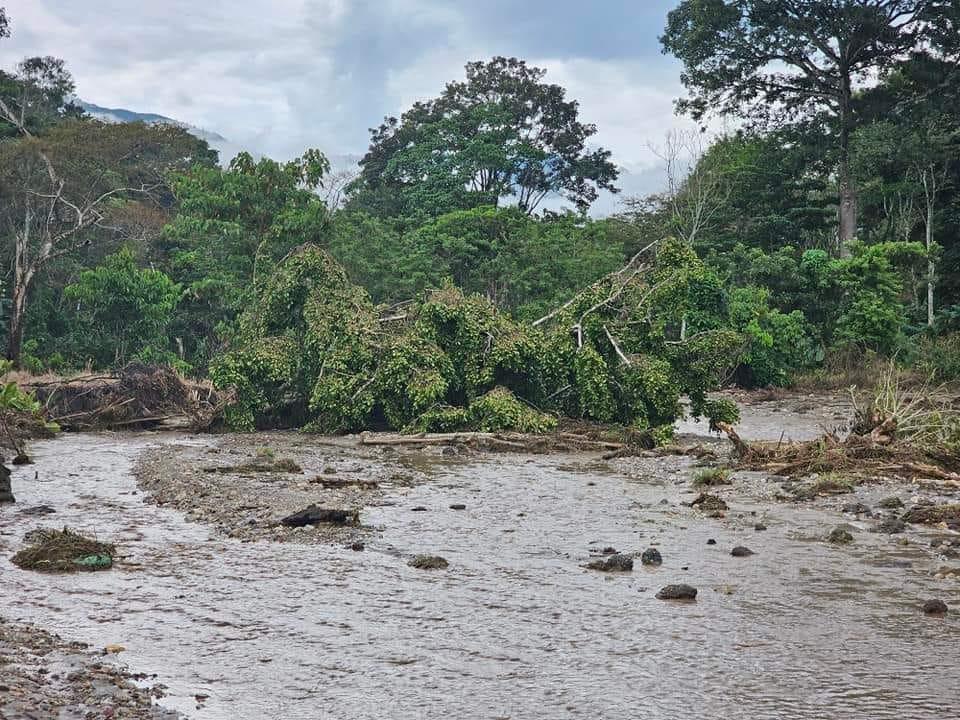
2,425 -> 958,720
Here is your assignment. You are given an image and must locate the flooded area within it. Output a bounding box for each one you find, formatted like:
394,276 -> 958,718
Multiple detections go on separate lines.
2,402 -> 958,719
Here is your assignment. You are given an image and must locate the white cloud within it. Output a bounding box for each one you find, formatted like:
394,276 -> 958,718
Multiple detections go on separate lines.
1,0 -> 692,208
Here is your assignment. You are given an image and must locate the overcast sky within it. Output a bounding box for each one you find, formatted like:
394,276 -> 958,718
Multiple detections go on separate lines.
1,1 -> 695,208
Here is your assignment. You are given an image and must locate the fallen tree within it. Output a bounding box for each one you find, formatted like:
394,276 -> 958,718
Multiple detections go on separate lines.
211,238 -> 746,439
718,366 -> 960,485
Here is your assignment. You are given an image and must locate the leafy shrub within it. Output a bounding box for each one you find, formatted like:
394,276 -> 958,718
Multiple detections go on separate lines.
464,386 -> 557,433
728,286 -> 812,387
63,249 -> 182,369
701,397 -> 741,431
918,333 -> 960,383
831,242 -> 925,355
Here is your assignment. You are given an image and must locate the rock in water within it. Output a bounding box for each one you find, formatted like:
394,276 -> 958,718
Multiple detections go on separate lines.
280,505 -> 359,527
706,538 -> 717,545
688,493 -> 728,517
828,527 -> 854,544
841,502 -> 871,515
641,548 -> 663,566
656,584 -> 697,600
877,496 -> 904,510
586,554 -> 633,572
875,517 -> 906,534
902,504 -> 960,527
0,464 -> 13,504
922,599 -> 948,616
408,555 -> 449,570
731,546 -> 754,557
18,505 -> 56,516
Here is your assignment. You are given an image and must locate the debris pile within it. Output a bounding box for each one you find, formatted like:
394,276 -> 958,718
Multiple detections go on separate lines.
11,528 -> 115,573
23,362 -> 228,431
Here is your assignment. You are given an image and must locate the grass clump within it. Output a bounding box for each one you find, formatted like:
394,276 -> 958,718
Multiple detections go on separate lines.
11,527 -> 115,573
693,467 -> 732,487
793,472 -> 856,500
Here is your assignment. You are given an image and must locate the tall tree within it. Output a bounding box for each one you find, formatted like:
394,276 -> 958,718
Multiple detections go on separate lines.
349,57 -> 619,218
660,0 -> 946,254
854,50 -> 960,324
161,150 -> 330,369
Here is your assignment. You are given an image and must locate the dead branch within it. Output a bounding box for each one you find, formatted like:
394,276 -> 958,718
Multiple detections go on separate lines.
531,238 -> 660,328
603,325 -> 632,366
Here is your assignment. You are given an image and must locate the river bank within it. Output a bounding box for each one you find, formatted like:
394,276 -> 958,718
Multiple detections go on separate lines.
0,616 -> 179,719
2,391 -> 958,719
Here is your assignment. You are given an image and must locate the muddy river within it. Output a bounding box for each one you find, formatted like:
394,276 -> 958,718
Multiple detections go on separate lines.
2,419 -> 958,719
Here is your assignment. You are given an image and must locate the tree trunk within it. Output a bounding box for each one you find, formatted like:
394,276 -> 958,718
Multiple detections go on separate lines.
837,74 -> 857,257
926,184 -> 935,328
5,279 -> 27,367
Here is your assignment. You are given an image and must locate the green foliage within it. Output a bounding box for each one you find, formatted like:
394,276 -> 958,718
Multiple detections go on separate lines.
461,386 -> 557,433
728,286 -> 812,387
328,206 -> 625,319
162,150 -> 330,370
63,249 -> 181,369
831,242 -> 926,354
700,398 -> 741,433
349,56 -> 618,218
0,360 -> 58,436
917,333 -> 960,383
693,467 -> 731,487
213,238 -> 742,438
209,336 -> 300,431
661,1 -> 935,124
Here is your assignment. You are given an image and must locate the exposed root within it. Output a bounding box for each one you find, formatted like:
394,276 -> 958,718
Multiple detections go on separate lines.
716,421 -> 960,484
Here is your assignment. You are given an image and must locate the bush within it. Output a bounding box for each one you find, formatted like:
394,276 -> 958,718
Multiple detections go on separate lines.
63,249 -> 181,369
918,333 -> 960,383
464,386 -> 557,433
693,467 -> 732,486
728,286 -> 812,387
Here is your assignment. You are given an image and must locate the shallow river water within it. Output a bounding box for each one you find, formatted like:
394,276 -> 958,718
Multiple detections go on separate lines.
2,431 -> 958,719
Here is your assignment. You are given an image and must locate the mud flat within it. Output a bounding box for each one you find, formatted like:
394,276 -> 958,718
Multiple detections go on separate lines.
0,616 -> 177,719
134,432 -> 434,545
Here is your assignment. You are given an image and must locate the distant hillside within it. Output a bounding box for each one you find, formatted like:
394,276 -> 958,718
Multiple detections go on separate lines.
78,100 -> 239,159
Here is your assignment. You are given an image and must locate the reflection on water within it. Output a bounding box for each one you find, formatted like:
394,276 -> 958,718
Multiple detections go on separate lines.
1,434 -> 956,720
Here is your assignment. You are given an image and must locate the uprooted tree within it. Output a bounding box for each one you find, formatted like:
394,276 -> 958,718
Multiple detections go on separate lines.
210,236 -> 745,439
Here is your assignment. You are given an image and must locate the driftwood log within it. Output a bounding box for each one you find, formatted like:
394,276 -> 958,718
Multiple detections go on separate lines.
359,431 -> 625,454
